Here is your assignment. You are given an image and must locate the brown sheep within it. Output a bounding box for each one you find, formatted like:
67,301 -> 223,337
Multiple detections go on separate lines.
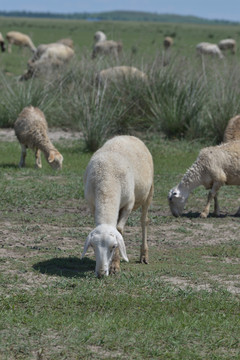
163,36 -> 173,50
14,106 -> 63,170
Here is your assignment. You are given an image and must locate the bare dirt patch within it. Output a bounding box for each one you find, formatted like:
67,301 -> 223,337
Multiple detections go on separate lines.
0,128 -> 83,143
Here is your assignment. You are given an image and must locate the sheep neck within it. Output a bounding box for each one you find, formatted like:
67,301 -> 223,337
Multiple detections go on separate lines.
37,137 -> 57,157
179,159 -> 204,193
94,192 -> 120,227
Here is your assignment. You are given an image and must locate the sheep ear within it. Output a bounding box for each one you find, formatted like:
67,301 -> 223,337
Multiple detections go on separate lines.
81,234 -> 92,259
48,151 -> 55,163
116,232 -> 129,262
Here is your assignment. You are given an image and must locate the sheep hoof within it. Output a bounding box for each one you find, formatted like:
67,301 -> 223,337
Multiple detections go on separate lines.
140,257 -> 149,264
200,212 -> 208,218
109,261 -> 120,275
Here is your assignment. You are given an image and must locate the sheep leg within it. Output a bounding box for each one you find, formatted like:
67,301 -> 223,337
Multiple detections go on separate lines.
140,185 -> 153,264
19,144 -> 27,167
200,183 -> 221,218
234,206 -> 240,216
213,194 -> 220,216
109,248 -> 120,275
116,200 -> 135,235
8,42 -> 12,53
35,149 -> 42,168
110,202 -> 134,275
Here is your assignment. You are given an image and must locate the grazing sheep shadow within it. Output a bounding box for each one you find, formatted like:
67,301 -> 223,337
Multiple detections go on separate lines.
183,211 -> 228,218
33,256 -> 95,278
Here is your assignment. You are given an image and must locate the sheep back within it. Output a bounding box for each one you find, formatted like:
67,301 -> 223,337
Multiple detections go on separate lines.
196,141 -> 240,186
84,135 -> 154,222
14,106 -> 49,150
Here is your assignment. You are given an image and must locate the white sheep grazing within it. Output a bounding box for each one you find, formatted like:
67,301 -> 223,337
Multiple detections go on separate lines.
82,135 -> 154,277
96,66 -> 148,85
6,31 -> 36,53
163,36 -> 173,50
14,106 -> 63,170
218,39 -> 236,54
168,141 -> 240,218
20,43 -> 74,80
0,32 -> 5,52
94,31 -> 107,43
223,115 -> 240,142
92,40 -> 123,59
196,42 -> 224,59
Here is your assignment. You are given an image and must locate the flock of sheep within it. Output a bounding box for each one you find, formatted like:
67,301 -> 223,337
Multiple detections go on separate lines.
1,28 -> 239,277
11,103 -> 240,278
0,29 -> 235,83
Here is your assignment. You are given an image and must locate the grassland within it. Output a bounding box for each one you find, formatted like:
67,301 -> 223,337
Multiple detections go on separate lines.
0,17 -> 240,359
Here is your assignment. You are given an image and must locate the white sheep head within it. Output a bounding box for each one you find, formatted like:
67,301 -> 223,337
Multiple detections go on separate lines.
48,150 -> 63,170
168,186 -> 189,217
81,224 -> 129,277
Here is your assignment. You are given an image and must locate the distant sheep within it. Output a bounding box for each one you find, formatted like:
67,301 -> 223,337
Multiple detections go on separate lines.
163,36 -> 173,50
82,135 -> 154,277
218,39 -> 236,54
92,40 -> 123,59
14,106 -> 63,170
20,43 -> 74,80
6,31 -> 36,53
196,42 -> 224,59
168,141 -> 240,218
57,38 -> 74,49
94,31 -> 107,43
223,115 -> 240,142
96,66 -> 148,85
0,32 -> 5,52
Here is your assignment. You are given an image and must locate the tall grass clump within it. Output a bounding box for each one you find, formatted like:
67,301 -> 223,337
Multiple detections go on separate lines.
148,57 -> 206,140
201,58 -> 240,144
0,73 -> 59,127
72,84 -> 126,152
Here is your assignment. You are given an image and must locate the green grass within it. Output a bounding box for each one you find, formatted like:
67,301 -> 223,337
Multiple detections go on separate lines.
0,136 -> 240,359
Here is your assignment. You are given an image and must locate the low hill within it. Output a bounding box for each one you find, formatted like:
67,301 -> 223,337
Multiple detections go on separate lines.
0,10 -> 238,25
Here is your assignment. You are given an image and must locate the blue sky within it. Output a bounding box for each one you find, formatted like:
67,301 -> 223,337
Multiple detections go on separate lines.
1,0 -> 240,22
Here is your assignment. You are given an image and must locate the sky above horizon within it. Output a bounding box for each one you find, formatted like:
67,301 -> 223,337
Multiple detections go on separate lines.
1,0 -> 240,22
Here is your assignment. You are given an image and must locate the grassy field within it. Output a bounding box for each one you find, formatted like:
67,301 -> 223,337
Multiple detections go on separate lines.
0,133 -> 240,360
1,16 -> 240,74
0,17 -> 240,359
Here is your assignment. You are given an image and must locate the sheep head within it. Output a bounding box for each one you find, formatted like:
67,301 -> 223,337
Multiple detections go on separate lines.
48,150 -> 63,170
168,186 -> 188,217
81,224 -> 129,277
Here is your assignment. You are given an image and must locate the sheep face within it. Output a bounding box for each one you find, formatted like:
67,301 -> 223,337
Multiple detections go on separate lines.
82,224 -> 129,277
48,150 -> 63,170
168,187 -> 187,217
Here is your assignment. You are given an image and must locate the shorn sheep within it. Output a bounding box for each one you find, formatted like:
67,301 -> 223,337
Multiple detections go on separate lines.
168,141 -> 240,218
0,32 -> 5,52
56,38 -> 74,49
223,115 -> 240,142
96,66 -> 148,85
20,43 -> 74,80
92,40 -> 123,59
218,39 -> 236,54
14,106 -> 63,170
163,36 -> 173,50
81,135 -> 154,277
6,31 -> 36,53
196,42 -> 224,59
